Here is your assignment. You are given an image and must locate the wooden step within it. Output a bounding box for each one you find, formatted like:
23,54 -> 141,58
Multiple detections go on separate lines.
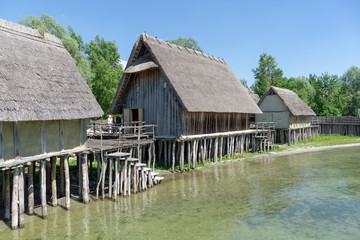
154,176 -> 164,182
135,163 -> 147,167
150,172 -> 159,176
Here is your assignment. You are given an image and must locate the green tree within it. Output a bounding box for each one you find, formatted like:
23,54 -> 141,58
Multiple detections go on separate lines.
166,37 -> 203,52
341,66 -> 360,116
85,36 -> 123,117
19,14 -> 93,86
253,53 -> 283,97
310,73 -> 347,116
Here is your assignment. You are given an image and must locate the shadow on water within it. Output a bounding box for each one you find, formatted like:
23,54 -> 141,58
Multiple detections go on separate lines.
1,147 -> 360,239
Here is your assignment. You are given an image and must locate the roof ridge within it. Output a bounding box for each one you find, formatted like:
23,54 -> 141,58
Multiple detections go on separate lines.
0,18 -> 63,48
142,33 -> 226,64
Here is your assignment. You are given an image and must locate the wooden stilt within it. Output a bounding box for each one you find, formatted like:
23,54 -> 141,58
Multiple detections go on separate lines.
81,154 -> 89,204
64,156 -> 70,210
203,138 -> 207,161
108,158 -> 113,199
152,142 -> 156,171
172,140 -> 175,172
214,137 -> 218,163
27,162 -> 34,215
51,157 -> 57,207
4,169 -> 10,220
227,137 -> 230,159
96,153 -> 101,183
60,157 -> 65,195
187,141 -> 191,170
148,144 -> 152,168
208,138 -> 213,161
41,160 -> 47,219
219,137 -> 223,161
113,159 -> 119,200
288,129 -> 291,146
18,166 -> 24,228
240,135 -> 244,154
11,168 -> 19,229
180,141 -> 185,172
192,140 -> 197,169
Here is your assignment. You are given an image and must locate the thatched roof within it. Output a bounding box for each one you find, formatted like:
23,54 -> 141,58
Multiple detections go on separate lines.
247,88 -> 260,104
0,19 -> 103,121
259,86 -> 316,116
111,33 -> 262,114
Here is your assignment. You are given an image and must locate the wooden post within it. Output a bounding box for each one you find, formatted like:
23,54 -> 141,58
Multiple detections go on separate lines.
219,137 -> 223,161
192,140 -> 197,169
187,141 -> 191,170
27,162 -> 34,215
40,160 -> 47,219
4,169 -> 10,220
180,141 -> 184,172
77,155 -> 82,199
148,144 -> 152,168
152,142 -> 156,171
60,157 -> 65,195
113,159 -> 119,200
227,137 -> 230,159
172,140 -> 176,172
64,156 -> 70,210
11,168 -> 19,229
203,138 -> 207,161
81,154 -> 89,204
240,135 -> 244,154
51,157 -> 57,207
208,138 -> 213,161
108,158 -> 113,199
18,166 -> 25,228
288,129 -> 291,146
214,137 -> 218,163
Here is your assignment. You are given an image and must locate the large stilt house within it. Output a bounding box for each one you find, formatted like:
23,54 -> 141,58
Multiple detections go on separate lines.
110,33 -> 261,139
0,18 -> 103,228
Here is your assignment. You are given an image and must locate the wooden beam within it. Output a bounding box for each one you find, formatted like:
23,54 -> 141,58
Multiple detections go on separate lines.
64,156 -> 70,210
40,160 -> 47,219
81,154 -> 90,204
180,141 -> 184,172
18,166 -> 25,228
51,157 -> 57,206
11,167 -> 19,229
27,162 -> 34,215
172,140 -> 175,172
214,137 -> 218,163
108,158 -> 113,199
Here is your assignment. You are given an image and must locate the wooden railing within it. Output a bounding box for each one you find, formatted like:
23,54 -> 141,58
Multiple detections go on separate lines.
311,116 -> 360,125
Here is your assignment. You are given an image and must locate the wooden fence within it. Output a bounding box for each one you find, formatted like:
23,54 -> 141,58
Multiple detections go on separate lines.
311,116 -> 360,136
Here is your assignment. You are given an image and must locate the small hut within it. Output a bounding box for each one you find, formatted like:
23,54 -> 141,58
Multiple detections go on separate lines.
0,19 -> 103,228
110,33 -> 262,168
255,86 -> 317,144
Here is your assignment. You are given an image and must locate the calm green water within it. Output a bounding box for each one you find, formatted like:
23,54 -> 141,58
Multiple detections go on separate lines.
1,147 -> 360,239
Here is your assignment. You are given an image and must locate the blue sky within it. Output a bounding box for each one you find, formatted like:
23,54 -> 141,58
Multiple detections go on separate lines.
1,0 -> 359,86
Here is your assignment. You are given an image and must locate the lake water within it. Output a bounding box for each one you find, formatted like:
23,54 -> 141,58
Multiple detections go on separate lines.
1,147 -> 360,239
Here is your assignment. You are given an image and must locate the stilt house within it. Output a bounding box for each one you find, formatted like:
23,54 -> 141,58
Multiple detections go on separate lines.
255,86 -> 315,129
0,19 -> 103,165
110,33 -> 262,139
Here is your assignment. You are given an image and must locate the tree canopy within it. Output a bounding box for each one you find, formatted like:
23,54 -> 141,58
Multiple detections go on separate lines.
253,53 -> 283,97
84,36 -> 123,117
166,37 -> 203,52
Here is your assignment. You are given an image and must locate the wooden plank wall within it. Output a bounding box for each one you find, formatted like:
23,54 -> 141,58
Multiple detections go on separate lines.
124,69 -> 183,138
182,112 -> 248,135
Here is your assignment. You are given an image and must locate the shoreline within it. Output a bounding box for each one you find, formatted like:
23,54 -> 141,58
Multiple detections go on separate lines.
158,142 -> 360,175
